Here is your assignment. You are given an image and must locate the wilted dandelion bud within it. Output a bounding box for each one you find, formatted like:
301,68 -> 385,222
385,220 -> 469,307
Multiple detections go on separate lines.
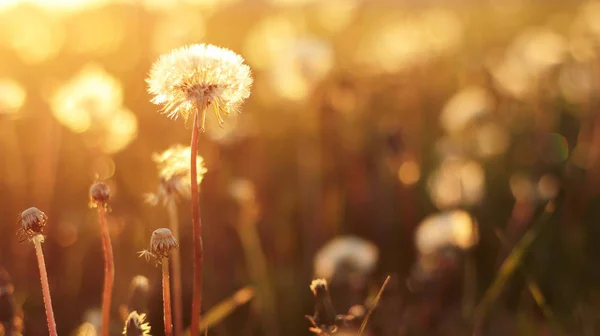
123,311 -> 151,336
138,228 -> 178,263
17,207 -> 48,242
151,228 -> 178,258
147,43 -> 253,130
90,182 -> 111,207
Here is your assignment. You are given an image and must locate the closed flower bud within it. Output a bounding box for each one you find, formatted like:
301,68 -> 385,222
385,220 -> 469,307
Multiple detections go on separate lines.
90,182 -> 111,206
17,207 -> 47,242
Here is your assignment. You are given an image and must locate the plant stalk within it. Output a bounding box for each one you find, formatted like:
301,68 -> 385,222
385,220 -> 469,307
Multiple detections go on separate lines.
167,200 -> 183,336
98,204 -> 115,336
163,259 -> 173,336
33,237 -> 58,336
190,98 -> 207,336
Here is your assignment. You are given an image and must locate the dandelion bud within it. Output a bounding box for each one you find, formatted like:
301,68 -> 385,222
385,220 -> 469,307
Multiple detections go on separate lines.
17,207 -> 48,241
150,228 -> 178,259
90,182 -> 111,206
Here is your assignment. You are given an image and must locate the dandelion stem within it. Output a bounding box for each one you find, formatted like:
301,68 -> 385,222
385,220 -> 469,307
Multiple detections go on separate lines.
163,258 -> 173,336
33,237 -> 58,336
167,200 -> 183,336
190,99 -> 207,336
98,204 -> 115,336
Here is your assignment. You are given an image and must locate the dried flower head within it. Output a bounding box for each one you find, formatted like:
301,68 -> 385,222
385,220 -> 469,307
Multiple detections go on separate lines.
123,311 -> 151,336
138,228 -> 178,263
90,182 -> 111,207
16,207 -> 47,243
147,43 -> 253,129
146,144 -> 207,206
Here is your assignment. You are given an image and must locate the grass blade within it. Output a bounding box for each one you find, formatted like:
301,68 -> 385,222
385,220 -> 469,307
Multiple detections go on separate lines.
358,275 -> 391,336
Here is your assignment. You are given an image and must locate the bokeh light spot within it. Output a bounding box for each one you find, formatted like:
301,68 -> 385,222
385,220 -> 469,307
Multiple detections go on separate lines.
398,159 -> 420,186
0,78 -> 26,118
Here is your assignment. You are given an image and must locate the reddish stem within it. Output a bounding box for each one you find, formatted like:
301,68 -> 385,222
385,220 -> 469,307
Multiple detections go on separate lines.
33,238 -> 58,336
167,201 -> 183,336
190,103 -> 205,336
163,259 -> 173,336
98,205 -> 115,336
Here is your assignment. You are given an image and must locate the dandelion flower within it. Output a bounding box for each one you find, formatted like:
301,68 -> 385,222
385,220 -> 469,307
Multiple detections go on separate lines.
147,43 -> 253,130
147,43 -> 251,336
146,144 -> 207,206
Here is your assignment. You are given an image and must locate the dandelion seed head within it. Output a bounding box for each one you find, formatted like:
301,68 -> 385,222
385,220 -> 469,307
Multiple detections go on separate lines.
49,64 -> 138,154
313,236 -> 379,281
17,207 -> 47,241
89,182 -> 111,206
149,228 -> 178,259
123,311 -> 151,336
147,43 -> 253,127
129,275 -> 150,293
147,144 -> 207,206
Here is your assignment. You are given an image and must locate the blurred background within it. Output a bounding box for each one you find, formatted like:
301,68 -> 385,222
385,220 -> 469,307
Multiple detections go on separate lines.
1,0 -> 600,335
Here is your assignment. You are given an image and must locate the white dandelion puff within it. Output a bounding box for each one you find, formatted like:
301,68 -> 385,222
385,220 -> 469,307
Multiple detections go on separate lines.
147,43 -> 253,130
